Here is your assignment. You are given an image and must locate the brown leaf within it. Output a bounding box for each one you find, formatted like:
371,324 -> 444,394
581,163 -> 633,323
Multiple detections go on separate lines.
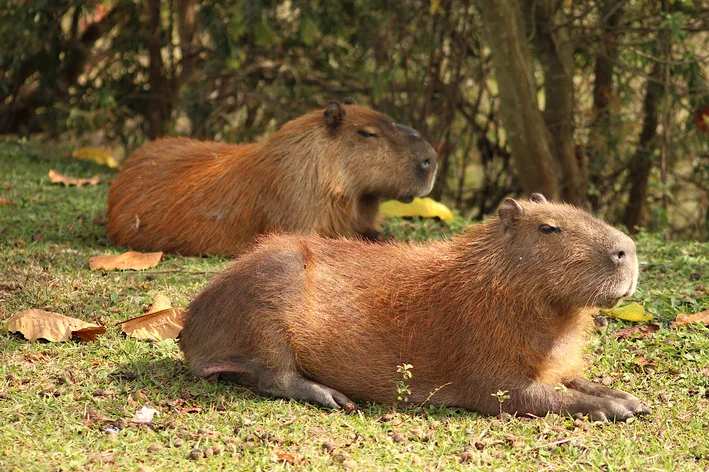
119,307 -> 186,341
671,309 -> 709,328
612,323 -> 660,340
48,169 -> 100,187
73,326 -> 107,341
0,197 -> 12,205
277,451 -> 297,465
89,251 -> 163,270
3,309 -> 104,342
633,356 -> 657,367
147,294 -> 172,313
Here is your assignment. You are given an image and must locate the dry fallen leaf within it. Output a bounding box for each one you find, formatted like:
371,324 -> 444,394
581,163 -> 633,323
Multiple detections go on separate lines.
276,451 -> 297,465
119,297 -> 187,341
89,251 -> 163,270
633,355 -> 658,367
148,294 -> 172,313
3,309 -> 105,342
0,197 -> 12,205
613,323 -> 660,340
671,309 -> 709,328
48,169 -> 100,187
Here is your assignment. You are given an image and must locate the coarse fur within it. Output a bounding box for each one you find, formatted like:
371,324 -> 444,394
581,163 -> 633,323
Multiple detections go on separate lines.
179,194 -> 651,421
107,100 -> 438,256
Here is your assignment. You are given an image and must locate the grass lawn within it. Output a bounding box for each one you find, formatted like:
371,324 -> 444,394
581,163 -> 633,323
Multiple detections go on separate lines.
1,139 -> 709,471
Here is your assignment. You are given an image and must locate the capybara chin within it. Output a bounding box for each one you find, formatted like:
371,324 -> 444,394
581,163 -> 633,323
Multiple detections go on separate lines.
106,99 -> 438,256
179,193 -> 650,421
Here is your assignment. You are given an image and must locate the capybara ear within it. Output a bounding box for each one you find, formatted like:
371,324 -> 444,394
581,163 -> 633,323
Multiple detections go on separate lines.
529,193 -> 548,204
498,198 -> 524,232
343,97 -> 357,105
324,102 -> 346,132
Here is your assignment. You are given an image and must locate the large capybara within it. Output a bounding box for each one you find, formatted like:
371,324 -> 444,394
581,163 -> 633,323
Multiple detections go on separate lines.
107,100 -> 438,256
179,194 -> 651,421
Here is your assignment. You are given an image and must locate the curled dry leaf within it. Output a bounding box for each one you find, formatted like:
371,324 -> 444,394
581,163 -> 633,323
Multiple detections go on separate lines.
48,169 -> 100,187
671,309 -> 709,328
148,294 -> 172,313
613,323 -> 660,340
89,251 -> 163,270
3,309 -> 105,342
119,293 -> 186,341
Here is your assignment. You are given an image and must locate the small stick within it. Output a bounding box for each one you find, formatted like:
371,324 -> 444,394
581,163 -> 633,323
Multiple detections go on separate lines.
532,438 -> 571,449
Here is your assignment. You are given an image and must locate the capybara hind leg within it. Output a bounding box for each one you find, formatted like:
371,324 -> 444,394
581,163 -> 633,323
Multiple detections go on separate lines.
567,377 -> 651,415
257,369 -> 357,412
193,358 -> 257,382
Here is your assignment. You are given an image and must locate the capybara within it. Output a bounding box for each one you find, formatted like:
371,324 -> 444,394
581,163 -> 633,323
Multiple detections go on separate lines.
107,100 -> 438,256
179,194 -> 651,421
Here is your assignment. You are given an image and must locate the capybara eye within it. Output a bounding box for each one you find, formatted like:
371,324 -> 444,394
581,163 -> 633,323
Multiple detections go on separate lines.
357,129 -> 379,138
538,224 -> 561,234
421,159 -> 431,170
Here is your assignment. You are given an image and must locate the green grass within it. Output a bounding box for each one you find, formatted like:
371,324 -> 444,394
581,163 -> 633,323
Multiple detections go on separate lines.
1,139 -> 709,471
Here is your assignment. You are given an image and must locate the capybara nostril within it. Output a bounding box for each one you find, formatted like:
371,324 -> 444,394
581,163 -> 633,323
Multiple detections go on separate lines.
612,250 -> 625,265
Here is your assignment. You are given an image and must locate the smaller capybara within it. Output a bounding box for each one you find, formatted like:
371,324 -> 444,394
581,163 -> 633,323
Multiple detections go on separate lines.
107,99 -> 437,256
179,194 -> 651,421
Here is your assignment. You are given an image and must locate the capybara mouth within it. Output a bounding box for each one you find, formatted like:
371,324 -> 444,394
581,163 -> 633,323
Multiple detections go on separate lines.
397,196 -> 415,204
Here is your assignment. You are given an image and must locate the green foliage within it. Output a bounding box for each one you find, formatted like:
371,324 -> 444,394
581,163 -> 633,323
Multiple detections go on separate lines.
391,364 -> 414,403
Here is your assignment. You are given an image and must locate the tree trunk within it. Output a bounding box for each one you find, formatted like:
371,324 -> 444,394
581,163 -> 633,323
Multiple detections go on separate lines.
522,0 -> 586,205
177,0 -> 199,83
588,0 -> 625,209
475,0 -> 562,201
147,0 -> 167,139
622,64 -> 663,232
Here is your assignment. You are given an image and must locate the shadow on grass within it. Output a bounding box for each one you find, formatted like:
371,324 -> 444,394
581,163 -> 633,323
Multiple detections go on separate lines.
114,356 -> 482,422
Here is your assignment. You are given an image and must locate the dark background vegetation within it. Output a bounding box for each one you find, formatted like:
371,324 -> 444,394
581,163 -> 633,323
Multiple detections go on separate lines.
1,0 -> 708,238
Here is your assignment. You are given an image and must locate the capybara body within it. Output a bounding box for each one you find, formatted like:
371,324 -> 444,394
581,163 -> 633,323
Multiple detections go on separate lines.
107,101 -> 438,256
179,194 -> 650,420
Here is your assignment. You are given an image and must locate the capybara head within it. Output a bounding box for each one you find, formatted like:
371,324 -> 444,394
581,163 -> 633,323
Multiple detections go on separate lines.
318,99 -> 437,202
490,193 -> 638,310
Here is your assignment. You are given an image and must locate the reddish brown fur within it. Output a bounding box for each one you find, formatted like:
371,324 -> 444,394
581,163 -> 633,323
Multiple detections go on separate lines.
107,102 -> 437,256
179,195 -> 650,420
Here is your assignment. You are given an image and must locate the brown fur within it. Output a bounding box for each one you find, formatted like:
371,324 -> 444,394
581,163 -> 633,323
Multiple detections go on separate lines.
179,194 -> 650,420
107,101 -> 437,256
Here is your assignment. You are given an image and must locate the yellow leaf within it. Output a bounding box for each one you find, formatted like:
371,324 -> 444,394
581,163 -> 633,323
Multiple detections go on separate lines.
380,197 -> 454,221
89,251 -> 163,270
429,0 -> 440,15
601,302 -> 652,322
73,147 -> 120,169
3,309 -> 105,342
